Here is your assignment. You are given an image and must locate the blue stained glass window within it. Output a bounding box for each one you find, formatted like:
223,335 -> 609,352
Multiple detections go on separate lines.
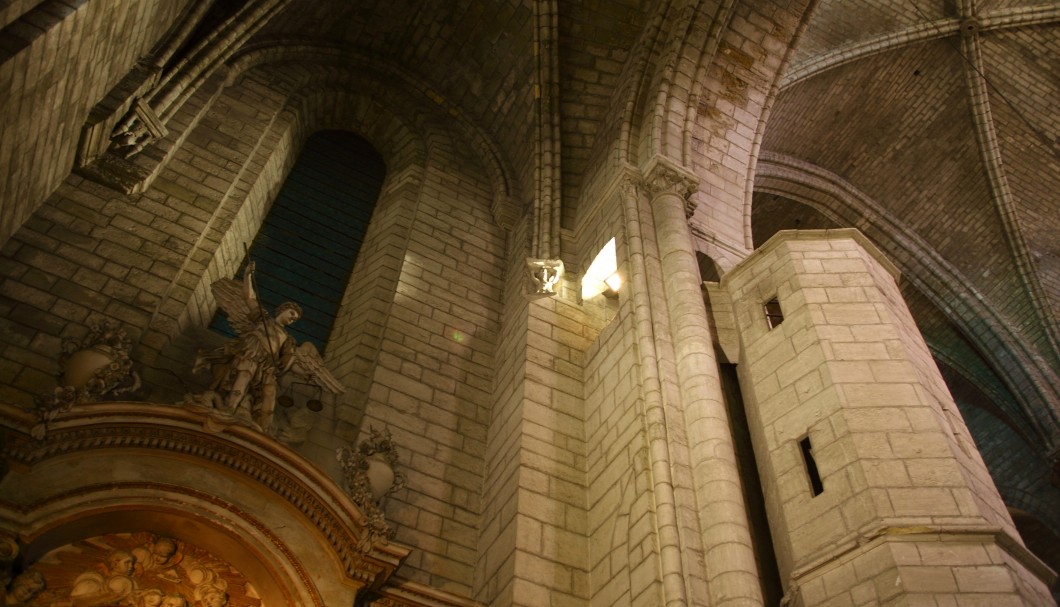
210,131 -> 386,352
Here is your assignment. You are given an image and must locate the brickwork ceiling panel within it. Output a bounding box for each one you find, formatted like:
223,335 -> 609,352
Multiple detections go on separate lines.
762,41 -> 1027,304
980,27 -> 1060,321
978,0 -> 1050,11
792,0 -> 947,63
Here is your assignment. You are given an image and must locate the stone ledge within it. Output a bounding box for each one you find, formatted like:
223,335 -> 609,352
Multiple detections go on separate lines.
720,228 -> 901,289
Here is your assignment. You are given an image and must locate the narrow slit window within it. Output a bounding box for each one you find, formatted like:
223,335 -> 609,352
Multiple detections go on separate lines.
764,297 -> 784,329
799,436 -> 824,496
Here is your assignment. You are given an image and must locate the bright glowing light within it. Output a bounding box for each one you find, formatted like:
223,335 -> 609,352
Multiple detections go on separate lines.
582,237 -> 620,299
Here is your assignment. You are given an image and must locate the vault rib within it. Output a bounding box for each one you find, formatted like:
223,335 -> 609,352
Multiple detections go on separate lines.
779,3 -> 1060,90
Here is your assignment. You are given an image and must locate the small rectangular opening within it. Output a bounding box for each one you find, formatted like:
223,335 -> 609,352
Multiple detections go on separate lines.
799,436 -> 824,496
764,297 -> 784,329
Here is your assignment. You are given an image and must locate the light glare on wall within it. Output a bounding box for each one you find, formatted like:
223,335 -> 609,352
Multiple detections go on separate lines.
582,237 -> 621,299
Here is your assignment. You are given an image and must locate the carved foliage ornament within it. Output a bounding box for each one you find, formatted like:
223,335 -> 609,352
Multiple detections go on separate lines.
33,320 -> 140,439
644,161 -> 699,217
336,427 -> 408,553
525,258 -> 565,297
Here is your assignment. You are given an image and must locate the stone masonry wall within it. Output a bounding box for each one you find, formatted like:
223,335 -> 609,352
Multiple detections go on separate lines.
0,50 -> 509,599
579,180 -> 664,607
354,138 -> 505,595
584,298 -> 661,607
477,215 -> 593,606
722,229 -> 1054,605
0,0 -> 195,246
476,219 -> 531,606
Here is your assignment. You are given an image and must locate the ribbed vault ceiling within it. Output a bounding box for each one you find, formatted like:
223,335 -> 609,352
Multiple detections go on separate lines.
248,0 -> 1058,441
756,0 -> 1060,445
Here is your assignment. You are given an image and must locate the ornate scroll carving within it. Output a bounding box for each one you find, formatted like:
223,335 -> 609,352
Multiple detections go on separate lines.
0,403 -> 406,587
34,320 -> 140,439
337,427 -> 408,553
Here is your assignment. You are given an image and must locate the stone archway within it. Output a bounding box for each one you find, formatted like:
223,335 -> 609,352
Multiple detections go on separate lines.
23,531 -> 267,607
0,402 -> 413,607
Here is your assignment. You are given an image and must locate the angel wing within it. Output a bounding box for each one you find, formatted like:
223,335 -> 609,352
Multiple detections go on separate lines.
291,342 -> 346,395
211,274 -> 263,336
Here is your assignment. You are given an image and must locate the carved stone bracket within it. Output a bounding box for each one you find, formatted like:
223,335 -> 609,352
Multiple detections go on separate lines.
75,61 -> 161,169
111,98 -> 170,158
74,0 -> 292,194
525,258 -> 565,297
642,155 -> 700,217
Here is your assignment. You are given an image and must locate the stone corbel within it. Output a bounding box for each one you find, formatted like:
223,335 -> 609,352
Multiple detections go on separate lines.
75,61 -> 163,169
74,0 -> 292,194
642,155 -> 700,217
525,258 -> 565,298
111,98 -> 170,159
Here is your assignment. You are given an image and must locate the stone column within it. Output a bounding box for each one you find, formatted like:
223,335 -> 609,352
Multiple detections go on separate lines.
643,156 -> 764,606
721,229 -> 1055,606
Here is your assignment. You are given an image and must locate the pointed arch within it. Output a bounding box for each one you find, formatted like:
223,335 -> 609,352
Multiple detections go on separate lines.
754,152 -> 1060,452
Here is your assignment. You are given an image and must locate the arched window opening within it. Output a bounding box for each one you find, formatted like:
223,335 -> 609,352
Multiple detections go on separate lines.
210,130 -> 386,352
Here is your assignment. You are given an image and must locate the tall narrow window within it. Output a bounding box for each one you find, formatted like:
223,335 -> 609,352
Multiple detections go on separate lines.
799,436 -> 824,496
210,130 -> 386,351
764,296 -> 784,329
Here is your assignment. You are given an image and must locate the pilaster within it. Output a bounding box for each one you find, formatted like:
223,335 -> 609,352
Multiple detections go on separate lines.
642,156 -> 764,606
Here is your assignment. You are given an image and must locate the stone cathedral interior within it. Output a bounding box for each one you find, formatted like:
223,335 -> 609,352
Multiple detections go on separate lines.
1,0 -> 1058,605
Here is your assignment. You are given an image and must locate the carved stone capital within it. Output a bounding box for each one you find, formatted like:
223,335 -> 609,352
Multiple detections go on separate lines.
618,174 -> 642,203
111,98 -> 169,159
641,156 -> 699,217
525,258 -> 564,297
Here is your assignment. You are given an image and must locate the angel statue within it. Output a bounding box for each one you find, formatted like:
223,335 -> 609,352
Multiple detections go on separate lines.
192,262 -> 345,432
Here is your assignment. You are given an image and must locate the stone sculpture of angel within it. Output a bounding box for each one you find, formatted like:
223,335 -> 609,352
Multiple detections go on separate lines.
193,262 -> 345,432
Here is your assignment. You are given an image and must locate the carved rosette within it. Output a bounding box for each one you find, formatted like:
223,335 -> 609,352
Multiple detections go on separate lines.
336,427 -> 408,552
643,157 -> 699,218
33,320 -> 140,438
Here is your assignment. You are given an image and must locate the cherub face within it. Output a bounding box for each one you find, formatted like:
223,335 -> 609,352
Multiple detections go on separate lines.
9,572 -> 44,600
152,538 -> 177,562
160,596 -> 187,607
108,551 -> 135,576
202,590 -> 227,607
